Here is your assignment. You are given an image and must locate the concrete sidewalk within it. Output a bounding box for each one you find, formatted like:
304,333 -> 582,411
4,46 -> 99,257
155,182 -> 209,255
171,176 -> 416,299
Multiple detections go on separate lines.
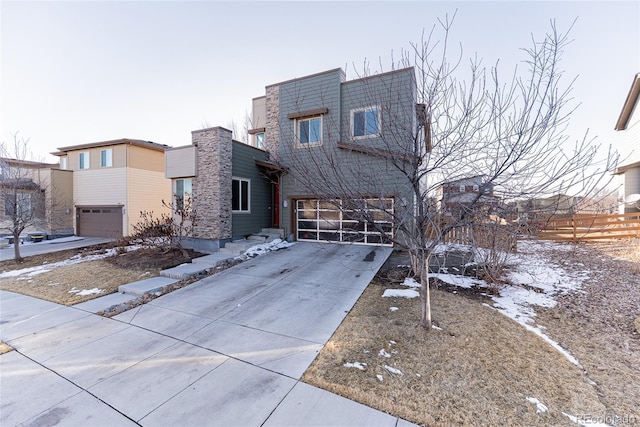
0,236 -> 113,260
0,242 -> 418,426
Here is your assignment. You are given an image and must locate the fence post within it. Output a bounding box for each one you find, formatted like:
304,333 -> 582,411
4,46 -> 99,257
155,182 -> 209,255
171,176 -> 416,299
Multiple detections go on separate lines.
572,215 -> 577,243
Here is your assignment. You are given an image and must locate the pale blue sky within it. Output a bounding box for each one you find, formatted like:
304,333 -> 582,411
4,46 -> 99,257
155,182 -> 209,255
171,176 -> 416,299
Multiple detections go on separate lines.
1,1 -> 638,164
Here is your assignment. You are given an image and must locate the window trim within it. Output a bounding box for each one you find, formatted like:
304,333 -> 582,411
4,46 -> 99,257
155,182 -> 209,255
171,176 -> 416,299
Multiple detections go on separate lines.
79,152 -> 90,170
100,148 -> 113,168
232,177 -> 251,213
350,105 -> 381,139
295,115 -> 323,146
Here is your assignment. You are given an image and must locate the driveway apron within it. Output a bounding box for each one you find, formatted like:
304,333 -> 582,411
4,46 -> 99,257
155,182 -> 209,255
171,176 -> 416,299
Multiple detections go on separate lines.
1,242 -> 418,426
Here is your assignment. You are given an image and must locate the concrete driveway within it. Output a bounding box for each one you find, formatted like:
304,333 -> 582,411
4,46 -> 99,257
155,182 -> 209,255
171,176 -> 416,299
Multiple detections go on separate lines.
0,242 -> 418,426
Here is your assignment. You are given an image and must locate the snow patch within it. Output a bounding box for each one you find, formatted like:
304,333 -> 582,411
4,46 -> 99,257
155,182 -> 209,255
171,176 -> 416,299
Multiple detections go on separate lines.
401,277 -> 420,288
343,362 -> 367,371
526,397 -> 548,414
378,349 -> 392,358
68,287 -> 104,296
382,289 -> 419,299
376,374 -> 384,382
383,365 -> 404,376
389,307 -> 399,312
241,239 -> 295,258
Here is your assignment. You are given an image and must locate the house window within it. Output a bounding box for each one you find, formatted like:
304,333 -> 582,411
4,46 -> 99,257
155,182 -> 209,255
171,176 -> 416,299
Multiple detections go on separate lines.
459,185 -> 466,192
296,116 -> 322,145
232,178 -> 250,212
255,132 -> 265,149
79,152 -> 90,169
60,157 -> 67,170
174,178 -> 192,211
4,193 -> 31,217
351,106 -> 380,138
473,185 -> 479,192
100,149 -> 112,167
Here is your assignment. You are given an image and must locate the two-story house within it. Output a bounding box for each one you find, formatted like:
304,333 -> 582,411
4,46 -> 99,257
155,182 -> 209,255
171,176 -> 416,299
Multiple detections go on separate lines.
52,139 -> 171,237
166,67 -> 418,251
614,73 -> 640,213
1,157 -> 73,240
437,176 -> 498,217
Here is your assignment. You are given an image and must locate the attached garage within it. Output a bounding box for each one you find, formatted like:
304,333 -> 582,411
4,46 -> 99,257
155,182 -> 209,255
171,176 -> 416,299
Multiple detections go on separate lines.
76,206 -> 123,237
295,198 -> 394,246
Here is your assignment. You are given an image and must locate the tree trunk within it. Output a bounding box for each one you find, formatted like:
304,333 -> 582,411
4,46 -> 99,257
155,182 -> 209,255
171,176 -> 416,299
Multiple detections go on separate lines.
419,252 -> 432,329
13,231 -> 23,262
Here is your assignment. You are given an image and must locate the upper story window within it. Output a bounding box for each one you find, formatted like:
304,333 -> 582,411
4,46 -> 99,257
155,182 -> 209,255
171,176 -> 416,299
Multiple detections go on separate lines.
79,152 -> 90,170
100,149 -> 113,168
174,178 -> 192,211
232,177 -> 250,213
255,132 -> 265,149
459,184 -> 466,192
60,157 -> 67,170
351,106 -> 380,138
297,116 -> 322,145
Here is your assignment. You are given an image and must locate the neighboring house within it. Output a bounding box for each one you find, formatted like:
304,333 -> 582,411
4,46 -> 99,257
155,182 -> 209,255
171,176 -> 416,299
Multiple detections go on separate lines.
167,67 -> 417,250
0,157 -> 73,239
614,73 -> 640,213
52,139 -> 171,237
516,194 -> 583,221
437,176 -> 498,217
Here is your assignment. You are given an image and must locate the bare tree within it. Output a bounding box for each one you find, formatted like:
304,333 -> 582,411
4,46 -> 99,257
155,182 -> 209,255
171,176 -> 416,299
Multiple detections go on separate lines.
271,15 -> 616,329
0,133 -> 49,261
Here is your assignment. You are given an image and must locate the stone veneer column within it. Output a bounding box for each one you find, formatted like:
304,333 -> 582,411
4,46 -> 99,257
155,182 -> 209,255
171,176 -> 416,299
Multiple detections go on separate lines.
191,127 -> 232,240
265,84 -> 280,159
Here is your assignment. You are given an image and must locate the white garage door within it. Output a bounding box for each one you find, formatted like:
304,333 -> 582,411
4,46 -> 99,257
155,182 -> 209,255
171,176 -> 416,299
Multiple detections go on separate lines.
296,198 -> 393,246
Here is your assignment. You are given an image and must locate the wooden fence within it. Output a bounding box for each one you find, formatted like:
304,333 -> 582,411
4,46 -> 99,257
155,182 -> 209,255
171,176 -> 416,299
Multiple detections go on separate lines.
537,212 -> 640,242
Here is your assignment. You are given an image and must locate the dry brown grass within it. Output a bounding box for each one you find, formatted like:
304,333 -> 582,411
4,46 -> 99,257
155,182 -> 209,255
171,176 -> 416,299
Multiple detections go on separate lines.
304,240 -> 640,426
0,244 -> 202,306
0,341 -> 13,355
304,280 -> 604,426
0,260 -> 157,305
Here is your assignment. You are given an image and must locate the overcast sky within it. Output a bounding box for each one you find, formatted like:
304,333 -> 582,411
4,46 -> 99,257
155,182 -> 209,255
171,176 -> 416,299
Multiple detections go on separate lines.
1,1 -> 638,165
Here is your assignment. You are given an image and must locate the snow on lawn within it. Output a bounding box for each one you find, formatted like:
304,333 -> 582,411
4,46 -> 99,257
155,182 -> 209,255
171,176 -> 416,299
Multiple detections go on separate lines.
383,365 -> 404,376
403,240 -> 589,367
240,239 -> 295,258
0,246 -> 140,280
343,362 -> 367,370
382,288 -> 419,298
68,287 -> 104,296
526,397 -> 548,414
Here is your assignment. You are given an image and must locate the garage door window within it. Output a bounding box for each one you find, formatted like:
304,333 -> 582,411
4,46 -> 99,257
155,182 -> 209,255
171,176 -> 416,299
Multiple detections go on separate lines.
297,198 -> 393,246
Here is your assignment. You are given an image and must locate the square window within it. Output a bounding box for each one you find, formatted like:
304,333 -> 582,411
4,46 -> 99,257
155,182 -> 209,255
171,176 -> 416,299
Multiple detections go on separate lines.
100,149 -> 112,167
297,116 -> 322,145
79,152 -> 90,169
232,178 -> 250,212
352,106 -> 380,138
459,185 -> 466,192
60,157 -> 67,170
4,193 -> 31,216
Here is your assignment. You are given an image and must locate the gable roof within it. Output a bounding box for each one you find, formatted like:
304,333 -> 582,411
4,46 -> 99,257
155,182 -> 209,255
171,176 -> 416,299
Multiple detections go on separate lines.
52,138 -> 169,155
615,73 -> 640,131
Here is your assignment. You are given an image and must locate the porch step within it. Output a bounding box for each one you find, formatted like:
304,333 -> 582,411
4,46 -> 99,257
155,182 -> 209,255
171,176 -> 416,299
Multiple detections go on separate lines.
160,263 -> 211,280
219,229 -> 286,256
191,253 -> 235,267
73,292 -> 138,314
118,276 -> 180,296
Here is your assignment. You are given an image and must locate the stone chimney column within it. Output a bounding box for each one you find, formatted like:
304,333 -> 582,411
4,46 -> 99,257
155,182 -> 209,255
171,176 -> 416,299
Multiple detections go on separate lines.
191,127 -> 232,240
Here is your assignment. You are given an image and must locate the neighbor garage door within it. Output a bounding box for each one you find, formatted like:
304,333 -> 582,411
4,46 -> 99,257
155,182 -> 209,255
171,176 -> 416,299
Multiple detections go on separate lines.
76,207 -> 123,237
296,198 -> 393,246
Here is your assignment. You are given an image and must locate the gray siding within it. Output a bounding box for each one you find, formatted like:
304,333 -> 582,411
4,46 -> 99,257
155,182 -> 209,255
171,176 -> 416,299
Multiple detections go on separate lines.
231,141 -> 272,237
274,68 -> 417,237
625,167 -> 640,213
